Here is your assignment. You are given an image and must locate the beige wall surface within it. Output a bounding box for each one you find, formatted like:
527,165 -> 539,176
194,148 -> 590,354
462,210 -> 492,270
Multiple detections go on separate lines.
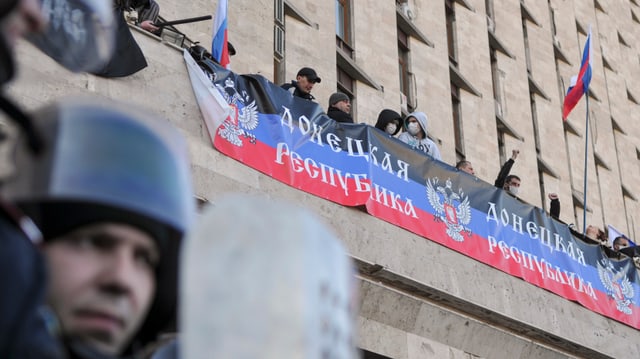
6,0 -> 640,357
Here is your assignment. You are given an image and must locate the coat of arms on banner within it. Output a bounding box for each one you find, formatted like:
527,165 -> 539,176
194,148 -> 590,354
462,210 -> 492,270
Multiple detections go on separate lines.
597,259 -> 634,315
426,178 -> 471,242
216,78 -> 258,147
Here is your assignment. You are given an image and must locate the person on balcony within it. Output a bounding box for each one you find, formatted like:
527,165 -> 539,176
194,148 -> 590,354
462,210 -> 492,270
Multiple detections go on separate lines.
397,111 -> 441,161
135,0 -> 160,34
281,67 -> 321,101
374,109 -> 402,137
326,92 -> 353,123
456,160 -> 475,175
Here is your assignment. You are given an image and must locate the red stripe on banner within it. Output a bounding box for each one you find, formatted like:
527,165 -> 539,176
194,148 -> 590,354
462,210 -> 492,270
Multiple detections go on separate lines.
214,129 -> 370,206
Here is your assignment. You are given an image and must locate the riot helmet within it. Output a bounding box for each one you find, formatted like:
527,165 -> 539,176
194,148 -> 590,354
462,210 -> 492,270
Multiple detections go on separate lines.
2,96 -> 195,353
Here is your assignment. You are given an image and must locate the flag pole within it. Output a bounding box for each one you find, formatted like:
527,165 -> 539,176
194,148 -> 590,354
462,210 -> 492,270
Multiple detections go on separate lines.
581,91 -> 590,237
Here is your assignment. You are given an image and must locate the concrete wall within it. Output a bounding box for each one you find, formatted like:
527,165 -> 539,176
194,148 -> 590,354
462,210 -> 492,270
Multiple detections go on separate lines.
5,0 -> 640,357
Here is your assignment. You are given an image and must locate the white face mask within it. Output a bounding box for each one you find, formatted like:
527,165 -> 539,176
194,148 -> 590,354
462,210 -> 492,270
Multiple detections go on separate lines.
508,186 -> 519,196
385,123 -> 397,134
407,122 -> 420,136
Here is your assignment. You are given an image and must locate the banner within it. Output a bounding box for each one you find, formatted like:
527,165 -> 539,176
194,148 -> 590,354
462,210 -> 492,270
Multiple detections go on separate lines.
185,52 -> 640,329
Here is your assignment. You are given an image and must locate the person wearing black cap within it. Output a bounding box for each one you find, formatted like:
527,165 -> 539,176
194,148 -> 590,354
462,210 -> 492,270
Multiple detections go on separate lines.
326,92 -> 353,123
281,67 -> 321,101
374,109 -> 402,137
3,98 -> 195,358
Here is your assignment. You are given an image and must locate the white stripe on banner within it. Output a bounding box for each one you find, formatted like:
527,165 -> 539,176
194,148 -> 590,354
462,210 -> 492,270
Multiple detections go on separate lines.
183,49 -> 231,145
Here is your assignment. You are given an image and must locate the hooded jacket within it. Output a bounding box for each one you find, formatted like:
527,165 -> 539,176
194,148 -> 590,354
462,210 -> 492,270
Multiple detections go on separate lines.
374,109 -> 402,136
397,111 -> 442,161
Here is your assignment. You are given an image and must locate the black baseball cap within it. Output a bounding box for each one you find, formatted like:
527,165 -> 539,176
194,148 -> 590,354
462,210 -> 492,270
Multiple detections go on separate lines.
297,67 -> 321,83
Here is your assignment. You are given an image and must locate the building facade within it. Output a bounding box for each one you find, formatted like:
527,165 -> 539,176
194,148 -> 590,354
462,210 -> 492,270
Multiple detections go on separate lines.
6,0 -> 640,358
161,0 -> 640,238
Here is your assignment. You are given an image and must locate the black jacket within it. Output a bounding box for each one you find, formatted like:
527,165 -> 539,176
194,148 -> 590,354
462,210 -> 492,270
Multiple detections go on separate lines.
374,109 -> 402,136
327,106 -> 353,123
550,198 -> 560,219
281,81 -> 315,101
0,202 -> 63,359
494,158 -> 514,189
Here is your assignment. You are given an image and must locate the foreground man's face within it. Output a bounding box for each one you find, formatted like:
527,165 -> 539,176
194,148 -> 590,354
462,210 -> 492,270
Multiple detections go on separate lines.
44,223 -> 159,355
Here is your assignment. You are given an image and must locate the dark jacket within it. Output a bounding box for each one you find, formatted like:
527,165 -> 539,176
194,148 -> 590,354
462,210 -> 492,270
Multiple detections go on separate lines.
374,109 -> 402,136
0,202 -> 63,359
494,158 -> 561,219
281,81 -> 315,101
550,198 -> 560,219
327,106 -> 353,123
494,158 -> 514,189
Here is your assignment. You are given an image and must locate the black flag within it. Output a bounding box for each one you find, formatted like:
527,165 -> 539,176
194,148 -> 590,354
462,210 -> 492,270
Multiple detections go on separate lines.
90,7 -> 147,77
28,0 -> 116,72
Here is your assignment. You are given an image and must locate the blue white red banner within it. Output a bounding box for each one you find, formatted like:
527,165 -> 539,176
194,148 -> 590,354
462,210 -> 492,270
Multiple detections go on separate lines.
185,51 -> 640,330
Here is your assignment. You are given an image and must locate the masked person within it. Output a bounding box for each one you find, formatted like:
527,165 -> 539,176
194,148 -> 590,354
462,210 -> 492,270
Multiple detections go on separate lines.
502,175 -> 521,197
374,109 -> 402,137
494,149 -> 519,191
2,97 -> 195,358
397,111 -> 441,160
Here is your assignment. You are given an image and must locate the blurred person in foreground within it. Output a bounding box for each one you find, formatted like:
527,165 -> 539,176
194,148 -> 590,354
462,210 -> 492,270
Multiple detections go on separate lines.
0,1 -> 62,358
2,97 -> 195,358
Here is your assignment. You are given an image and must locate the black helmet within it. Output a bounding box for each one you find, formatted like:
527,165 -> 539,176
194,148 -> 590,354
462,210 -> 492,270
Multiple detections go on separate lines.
2,97 -> 195,352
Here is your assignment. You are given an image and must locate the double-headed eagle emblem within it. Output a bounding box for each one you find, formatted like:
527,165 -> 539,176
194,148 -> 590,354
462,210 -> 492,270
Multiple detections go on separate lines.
217,78 -> 259,146
426,178 -> 472,242
597,258 -> 634,314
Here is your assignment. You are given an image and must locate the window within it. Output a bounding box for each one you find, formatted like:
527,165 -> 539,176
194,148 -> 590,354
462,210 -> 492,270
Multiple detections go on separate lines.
451,83 -> 464,159
398,29 -> 414,113
445,0 -> 458,65
522,21 -> 531,74
336,0 -> 351,44
337,66 -> 356,119
497,128 -> 506,163
485,0 -> 495,20
336,0 -> 353,57
273,0 -> 285,84
337,67 -> 355,99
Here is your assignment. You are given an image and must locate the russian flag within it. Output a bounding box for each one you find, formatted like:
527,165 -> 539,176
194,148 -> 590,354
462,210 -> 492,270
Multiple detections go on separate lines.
212,0 -> 230,69
562,28 -> 592,120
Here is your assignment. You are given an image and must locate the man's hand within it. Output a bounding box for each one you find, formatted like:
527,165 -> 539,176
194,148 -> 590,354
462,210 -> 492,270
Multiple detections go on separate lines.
511,149 -> 520,160
548,193 -> 558,200
140,20 -> 159,33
